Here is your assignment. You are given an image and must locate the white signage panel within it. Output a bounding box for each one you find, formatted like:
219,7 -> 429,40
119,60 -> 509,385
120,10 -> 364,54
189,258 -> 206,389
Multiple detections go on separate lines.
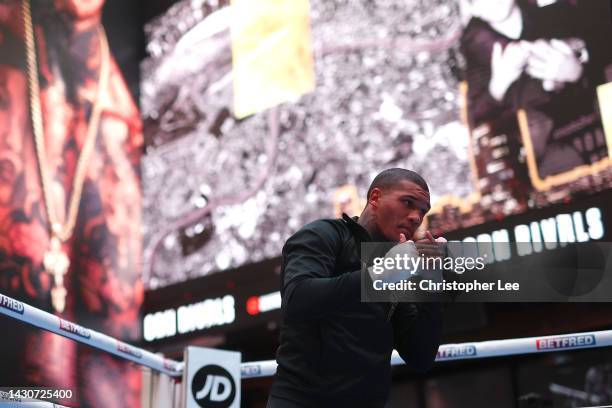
183,346 -> 241,408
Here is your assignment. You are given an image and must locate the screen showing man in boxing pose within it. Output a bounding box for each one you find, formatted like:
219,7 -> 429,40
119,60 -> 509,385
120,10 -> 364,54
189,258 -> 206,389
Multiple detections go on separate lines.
267,168 -> 444,407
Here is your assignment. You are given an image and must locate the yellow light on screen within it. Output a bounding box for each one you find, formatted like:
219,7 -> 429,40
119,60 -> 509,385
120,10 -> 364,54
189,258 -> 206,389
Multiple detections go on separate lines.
230,0 -> 315,119
597,82 -> 612,159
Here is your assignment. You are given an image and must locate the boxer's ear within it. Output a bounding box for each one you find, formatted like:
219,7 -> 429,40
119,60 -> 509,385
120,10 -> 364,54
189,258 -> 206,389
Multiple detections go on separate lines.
369,188 -> 382,209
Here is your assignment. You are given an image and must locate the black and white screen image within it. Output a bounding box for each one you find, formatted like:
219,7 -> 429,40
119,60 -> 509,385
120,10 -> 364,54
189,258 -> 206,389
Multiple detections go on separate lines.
140,0 -> 612,288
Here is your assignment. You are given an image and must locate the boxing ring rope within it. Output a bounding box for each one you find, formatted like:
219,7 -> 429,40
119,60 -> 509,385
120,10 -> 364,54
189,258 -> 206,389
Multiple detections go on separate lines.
241,330 -> 611,378
0,402 -> 71,408
2,292 -> 612,383
0,292 -> 183,378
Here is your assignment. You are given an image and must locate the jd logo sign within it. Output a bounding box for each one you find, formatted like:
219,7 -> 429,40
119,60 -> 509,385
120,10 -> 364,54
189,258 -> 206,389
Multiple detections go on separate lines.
191,365 -> 236,408
184,346 -> 241,408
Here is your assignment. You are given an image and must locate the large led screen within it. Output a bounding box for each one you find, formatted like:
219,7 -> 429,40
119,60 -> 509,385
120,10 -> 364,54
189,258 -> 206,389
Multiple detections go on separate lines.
141,0 -> 612,288
0,1 -> 143,406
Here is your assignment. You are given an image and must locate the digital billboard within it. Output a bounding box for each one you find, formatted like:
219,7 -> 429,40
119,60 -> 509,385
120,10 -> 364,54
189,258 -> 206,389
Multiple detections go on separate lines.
141,0 -> 612,289
0,1 -> 143,406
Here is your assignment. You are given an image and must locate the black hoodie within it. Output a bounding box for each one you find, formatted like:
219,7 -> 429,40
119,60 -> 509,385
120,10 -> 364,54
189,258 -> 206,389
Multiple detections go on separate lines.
269,214 -> 443,407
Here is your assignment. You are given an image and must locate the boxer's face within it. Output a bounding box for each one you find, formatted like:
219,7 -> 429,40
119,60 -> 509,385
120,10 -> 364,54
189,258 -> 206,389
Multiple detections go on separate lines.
54,0 -> 105,20
469,0 -> 517,24
370,180 -> 430,242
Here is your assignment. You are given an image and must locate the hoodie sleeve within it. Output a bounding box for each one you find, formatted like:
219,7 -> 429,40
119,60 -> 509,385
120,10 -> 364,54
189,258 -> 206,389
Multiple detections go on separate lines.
280,221 -> 362,322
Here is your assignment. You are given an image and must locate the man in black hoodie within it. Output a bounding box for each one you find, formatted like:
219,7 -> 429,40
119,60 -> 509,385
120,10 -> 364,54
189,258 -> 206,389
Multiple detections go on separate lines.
267,168 -> 444,407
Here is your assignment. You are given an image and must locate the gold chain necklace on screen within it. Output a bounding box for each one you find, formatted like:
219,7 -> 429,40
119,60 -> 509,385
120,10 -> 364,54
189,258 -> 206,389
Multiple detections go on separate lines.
22,0 -> 110,313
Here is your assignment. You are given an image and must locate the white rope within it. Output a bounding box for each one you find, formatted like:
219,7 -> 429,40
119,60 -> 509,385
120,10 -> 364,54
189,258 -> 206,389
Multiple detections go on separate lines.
2,292 -> 611,380
0,402 -> 70,407
0,292 -> 183,377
